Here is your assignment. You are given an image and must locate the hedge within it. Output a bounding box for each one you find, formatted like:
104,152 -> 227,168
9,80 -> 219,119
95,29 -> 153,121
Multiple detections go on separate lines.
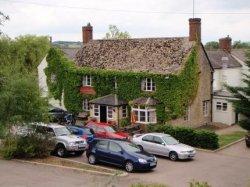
147,124 -> 219,150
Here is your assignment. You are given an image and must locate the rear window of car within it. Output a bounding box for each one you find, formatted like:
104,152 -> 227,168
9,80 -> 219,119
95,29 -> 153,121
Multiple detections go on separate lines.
95,140 -> 109,150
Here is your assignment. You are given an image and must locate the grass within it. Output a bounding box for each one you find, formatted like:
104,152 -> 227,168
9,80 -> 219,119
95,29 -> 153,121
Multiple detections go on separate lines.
131,183 -> 167,187
28,156 -> 123,175
218,131 -> 247,147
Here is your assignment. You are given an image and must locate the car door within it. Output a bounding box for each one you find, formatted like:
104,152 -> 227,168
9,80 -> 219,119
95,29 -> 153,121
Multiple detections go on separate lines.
141,135 -> 155,153
94,140 -> 110,162
107,142 -> 125,166
152,136 -> 167,156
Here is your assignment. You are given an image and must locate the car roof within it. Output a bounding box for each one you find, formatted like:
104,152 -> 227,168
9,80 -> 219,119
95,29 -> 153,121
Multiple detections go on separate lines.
33,122 -> 64,129
143,132 -> 171,137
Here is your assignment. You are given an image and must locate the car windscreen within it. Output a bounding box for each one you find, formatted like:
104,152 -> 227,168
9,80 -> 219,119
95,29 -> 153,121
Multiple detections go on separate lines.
120,142 -> 141,153
54,127 -> 71,136
162,135 -> 179,145
104,126 -> 115,133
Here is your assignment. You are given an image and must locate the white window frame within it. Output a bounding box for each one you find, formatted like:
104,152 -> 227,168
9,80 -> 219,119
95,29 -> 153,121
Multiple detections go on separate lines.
121,106 -> 127,118
203,101 -> 209,117
82,75 -> 92,86
82,99 -> 90,111
216,102 -> 228,112
107,106 -> 113,120
132,106 -> 157,124
141,78 -> 156,92
94,104 -> 100,117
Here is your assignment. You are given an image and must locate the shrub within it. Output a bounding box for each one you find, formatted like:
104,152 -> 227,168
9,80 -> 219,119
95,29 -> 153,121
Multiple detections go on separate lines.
189,180 -> 211,187
1,132 -> 55,160
120,118 -> 130,128
147,124 -> 219,150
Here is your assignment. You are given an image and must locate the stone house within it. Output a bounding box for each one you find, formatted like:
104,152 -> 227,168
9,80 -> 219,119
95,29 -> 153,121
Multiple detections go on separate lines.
207,36 -> 249,125
59,18 -> 213,128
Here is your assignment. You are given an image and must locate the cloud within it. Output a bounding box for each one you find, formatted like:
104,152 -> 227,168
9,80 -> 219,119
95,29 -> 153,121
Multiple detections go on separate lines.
1,0 -> 250,42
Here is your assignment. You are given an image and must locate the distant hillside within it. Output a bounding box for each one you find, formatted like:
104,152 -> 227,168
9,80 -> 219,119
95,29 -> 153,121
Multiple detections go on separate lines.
52,41 -> 82,48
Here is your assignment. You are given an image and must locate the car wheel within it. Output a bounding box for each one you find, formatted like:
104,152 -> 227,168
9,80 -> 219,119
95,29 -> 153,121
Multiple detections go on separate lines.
56,145 -> 68,158
75,151 -> 84,156
88,154 -> 96,165
125,161 -> 134,172
137,145 -> 144,151
169,152 -> 178,161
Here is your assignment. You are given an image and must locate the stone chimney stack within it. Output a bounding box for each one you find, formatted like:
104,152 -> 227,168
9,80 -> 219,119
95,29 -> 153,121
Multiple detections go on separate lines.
189,18 -> 201,42
82,23 -> 93,44
219,35 -> 232,53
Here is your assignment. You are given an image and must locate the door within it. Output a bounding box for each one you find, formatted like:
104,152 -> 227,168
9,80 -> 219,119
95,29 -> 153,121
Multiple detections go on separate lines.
100,105 -> 107,123
95,140 -> 109,162
107,142 -> 125,166
152,136 -> 167,156
141,135 -> 155,153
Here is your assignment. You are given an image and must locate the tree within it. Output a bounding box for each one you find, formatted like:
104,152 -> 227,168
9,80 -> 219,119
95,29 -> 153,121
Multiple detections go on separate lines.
204,41 -> 219,50
233,40 -> 250,49
227,50 -> 250,131
0,11 -> 9,35
104,25 -> 131,39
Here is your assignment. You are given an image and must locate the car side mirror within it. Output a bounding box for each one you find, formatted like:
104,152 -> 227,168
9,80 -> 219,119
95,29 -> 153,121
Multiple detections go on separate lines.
119,150 -> 124,154
161,142 -> 165,146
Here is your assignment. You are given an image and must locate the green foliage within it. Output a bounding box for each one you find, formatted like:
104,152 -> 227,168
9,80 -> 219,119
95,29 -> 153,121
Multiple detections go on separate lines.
232,41 -> 250,49
205,41 -> 219,50
46,47 -> 199,123
131,183 -> 167,187
1,132 -> 54,160
147,124 -> 219,150
120,118 -> 130,127
189,180 -> 211,187
104,25 -> 131,39
0,11 -> 9,35
227,50 -> 250,131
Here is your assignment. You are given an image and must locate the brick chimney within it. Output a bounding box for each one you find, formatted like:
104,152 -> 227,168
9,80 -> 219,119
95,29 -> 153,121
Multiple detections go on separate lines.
219,35 -> 232,53
189,18 -> 201,42
82,23 -> 93,44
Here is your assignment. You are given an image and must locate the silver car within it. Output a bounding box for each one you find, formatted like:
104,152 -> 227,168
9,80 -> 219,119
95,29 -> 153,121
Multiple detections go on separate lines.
132,133 -> 196,161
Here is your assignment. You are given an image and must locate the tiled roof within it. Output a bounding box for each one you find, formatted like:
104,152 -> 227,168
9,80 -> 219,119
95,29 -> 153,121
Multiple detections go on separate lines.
89,94 -> 127,106
61,48 -> 80,60
213,90 -> 233,98
131,97 -> 159,106
75,37 -> 194,75
207,50 -> 242,69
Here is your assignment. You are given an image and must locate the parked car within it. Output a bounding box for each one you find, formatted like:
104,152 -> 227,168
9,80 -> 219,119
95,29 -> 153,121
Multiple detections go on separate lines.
132,133 -> 196,161
33,123 -> 88,157
86,138 -> 157,172
48,106 -> 68,123
66,125 -> 95,143
85,121 -> 129,140
245,134 -> 250,147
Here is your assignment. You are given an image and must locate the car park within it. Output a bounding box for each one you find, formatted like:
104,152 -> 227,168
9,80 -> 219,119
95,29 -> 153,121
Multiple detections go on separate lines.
132,133 -> 196,161
34,123 -> 88,157
66,125 -> 95,143
86,121 -> 129,140
86,138 -> 157,172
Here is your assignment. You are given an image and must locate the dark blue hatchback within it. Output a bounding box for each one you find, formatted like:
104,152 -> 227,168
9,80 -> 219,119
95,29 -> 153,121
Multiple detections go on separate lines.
86,139 -> 157,172
67,125 -> 94,143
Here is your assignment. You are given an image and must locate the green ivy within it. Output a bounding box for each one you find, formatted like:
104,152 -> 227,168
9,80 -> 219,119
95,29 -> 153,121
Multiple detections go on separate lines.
45,47 -> 199,122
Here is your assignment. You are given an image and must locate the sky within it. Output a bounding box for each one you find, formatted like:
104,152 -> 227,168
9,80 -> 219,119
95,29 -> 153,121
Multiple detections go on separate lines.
1,0 -> 250,43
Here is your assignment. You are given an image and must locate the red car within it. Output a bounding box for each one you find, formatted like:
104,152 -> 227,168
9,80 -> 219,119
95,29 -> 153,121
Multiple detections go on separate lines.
86,121 -> 129,140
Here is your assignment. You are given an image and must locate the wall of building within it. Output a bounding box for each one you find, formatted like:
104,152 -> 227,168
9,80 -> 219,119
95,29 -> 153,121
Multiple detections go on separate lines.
171,45 -> 212,127
213,67 -> 242,91
212,97 -> 235,125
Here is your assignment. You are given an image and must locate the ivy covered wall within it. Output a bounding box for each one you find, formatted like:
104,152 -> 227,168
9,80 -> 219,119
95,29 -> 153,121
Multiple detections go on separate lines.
45,47 -> 199,123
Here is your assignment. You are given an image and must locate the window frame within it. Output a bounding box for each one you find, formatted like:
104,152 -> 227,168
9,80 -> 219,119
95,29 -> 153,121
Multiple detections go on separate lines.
82,99 -> 90,111
141,78 -> 156,92
132,106 -> 157,124
94,104 -> 100,117
82,75 -> 92,86
107,106 -> 113,120
216,101 -> 228,112
121,105 -> 127,118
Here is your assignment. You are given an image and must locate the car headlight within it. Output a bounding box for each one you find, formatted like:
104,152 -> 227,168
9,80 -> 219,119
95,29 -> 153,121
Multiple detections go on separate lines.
138,158 -> 147,164
153,156 -> 157,161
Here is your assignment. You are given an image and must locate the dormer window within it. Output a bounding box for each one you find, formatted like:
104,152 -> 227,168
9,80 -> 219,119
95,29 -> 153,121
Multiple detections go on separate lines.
141,78 -> 156,91
82,75 -> 92,86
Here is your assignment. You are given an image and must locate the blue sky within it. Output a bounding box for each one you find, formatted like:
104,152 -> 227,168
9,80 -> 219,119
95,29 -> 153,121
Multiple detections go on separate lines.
1,0 -> 250,43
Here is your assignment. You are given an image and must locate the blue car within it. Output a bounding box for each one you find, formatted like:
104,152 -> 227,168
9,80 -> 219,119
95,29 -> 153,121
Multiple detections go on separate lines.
67,125 -> 94,143
86,139 -> 157,172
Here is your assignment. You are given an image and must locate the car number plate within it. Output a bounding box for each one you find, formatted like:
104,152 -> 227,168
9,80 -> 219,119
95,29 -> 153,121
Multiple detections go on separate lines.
150,162 -> 156,166
78,144 -> 85,148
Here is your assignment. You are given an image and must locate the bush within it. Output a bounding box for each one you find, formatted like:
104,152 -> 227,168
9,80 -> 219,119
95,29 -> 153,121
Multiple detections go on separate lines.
120,118 -> 130,128
147,124 -> 219,150
1,132 -> 55,160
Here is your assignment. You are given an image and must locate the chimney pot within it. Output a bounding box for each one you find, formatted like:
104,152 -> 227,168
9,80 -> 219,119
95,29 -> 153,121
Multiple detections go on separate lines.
219,36 -> 232,53
82,23 -> 93,44
189,18 -> 201,42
